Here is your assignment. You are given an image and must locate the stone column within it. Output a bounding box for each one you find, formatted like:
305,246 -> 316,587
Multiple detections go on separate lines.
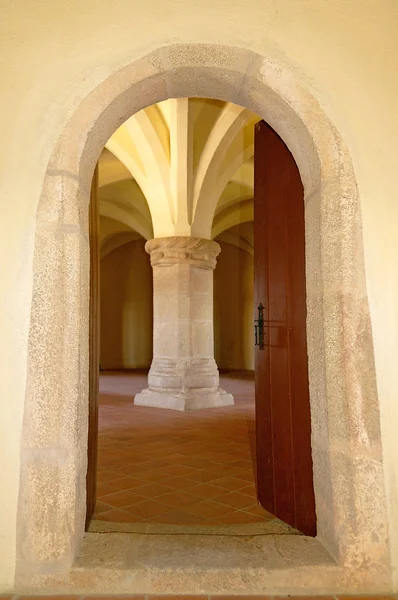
135,236 -> 234,411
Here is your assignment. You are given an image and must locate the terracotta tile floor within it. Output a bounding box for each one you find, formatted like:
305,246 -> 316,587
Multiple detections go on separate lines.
94,370 -> 275,526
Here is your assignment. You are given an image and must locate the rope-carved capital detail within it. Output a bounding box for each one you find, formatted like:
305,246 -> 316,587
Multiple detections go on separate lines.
145,236 -> 221,269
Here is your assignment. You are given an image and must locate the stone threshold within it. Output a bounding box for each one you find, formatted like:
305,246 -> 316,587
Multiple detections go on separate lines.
15,532 -> 391,596
0,594 -> 398,600
87,517 -> 300,537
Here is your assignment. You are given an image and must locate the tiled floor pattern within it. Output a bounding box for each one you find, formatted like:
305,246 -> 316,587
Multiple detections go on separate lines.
94,370 -> 275,526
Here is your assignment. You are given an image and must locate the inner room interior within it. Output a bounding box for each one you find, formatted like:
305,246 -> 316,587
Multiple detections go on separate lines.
91,98 -> 282,530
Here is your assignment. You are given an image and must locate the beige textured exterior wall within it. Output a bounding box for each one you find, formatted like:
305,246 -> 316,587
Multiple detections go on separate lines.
214,242 -> 254,371
0,0 -> 397,590
100,239 -> 153,370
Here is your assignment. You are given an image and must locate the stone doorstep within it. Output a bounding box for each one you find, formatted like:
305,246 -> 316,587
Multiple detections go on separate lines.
14,532 -> 392,596
1,596 -> 397,600
3,596 -> 398,600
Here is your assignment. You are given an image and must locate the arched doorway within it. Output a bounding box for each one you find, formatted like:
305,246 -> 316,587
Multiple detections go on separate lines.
16,44 -> 388,594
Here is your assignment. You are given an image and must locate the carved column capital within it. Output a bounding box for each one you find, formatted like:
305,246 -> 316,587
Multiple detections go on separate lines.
145,236 -> 221,270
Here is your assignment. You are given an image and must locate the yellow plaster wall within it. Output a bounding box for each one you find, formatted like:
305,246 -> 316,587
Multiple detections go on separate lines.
100,239 -> 153,370
214,242 -> 254,371
0,0 -> 397,589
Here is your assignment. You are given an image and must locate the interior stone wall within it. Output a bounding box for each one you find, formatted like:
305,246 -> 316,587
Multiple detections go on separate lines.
214,240 -> 254,371
100,238 -> 153,370
15,44 -> 391,591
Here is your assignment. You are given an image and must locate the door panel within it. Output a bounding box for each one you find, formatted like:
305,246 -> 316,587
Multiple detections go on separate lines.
254,120 -> 316,536
86,164 -> 100,527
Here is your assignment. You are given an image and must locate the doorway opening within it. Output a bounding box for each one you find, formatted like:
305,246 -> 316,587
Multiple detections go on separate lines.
87,98 -> 315,536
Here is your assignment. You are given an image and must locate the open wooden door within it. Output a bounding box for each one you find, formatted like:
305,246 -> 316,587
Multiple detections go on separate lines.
254,120 -> 316,536
86,164 -> 100,527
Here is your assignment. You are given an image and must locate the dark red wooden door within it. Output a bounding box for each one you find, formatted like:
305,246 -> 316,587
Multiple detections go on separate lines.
254,120 -> 316,536
86,165 -> 100,527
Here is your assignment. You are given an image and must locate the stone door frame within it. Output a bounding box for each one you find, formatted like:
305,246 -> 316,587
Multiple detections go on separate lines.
16,43 -> 391,593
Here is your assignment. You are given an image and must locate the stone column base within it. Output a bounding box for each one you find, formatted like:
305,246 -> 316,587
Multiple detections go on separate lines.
134,386 -> 234,411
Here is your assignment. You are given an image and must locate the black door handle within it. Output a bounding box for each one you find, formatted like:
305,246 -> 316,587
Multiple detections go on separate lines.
254,303 -> 265,350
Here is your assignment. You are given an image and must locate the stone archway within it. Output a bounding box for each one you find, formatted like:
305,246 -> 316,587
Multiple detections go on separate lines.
16,44 -> 391,594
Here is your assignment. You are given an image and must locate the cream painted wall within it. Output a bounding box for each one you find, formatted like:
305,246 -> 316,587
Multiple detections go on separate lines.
0,0 -> 397,589
100,239 -> 153,370
214,241 -> 254,371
